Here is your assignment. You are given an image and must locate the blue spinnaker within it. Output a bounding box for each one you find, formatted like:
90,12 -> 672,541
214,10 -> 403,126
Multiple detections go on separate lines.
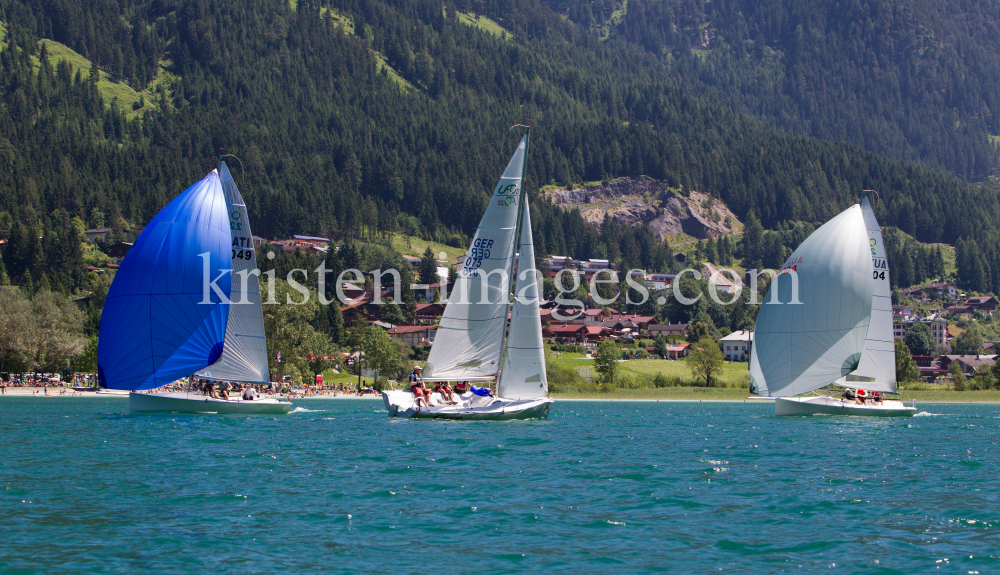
98,170 -> 232,390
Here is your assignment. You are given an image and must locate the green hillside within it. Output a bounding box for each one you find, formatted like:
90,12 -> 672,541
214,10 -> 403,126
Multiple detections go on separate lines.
552,0 -> 1000,182
2,0 -> 1000,298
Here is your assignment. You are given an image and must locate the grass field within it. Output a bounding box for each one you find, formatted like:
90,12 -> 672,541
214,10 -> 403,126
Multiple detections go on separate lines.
620,358 -> 750,385
553,387 -> 751,400
390,233 -> 467,264
455,12 -> 512,39
32,38 -> 177,118
550,353 -> 750,386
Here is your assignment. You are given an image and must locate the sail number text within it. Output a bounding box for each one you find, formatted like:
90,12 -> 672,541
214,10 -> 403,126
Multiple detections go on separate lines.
873,258 -> 887,280
462,238 -> 494,275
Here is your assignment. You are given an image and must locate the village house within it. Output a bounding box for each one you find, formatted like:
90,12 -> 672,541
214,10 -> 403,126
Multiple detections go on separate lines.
107,241 -> 133,261
339,282 -> 366,301
582,308 -> 610,324
903,283 -> 959,302
340,299 -> 380,324
270,235 -> 330,254
944,304 -> 975,319
386,325 -> 437,346
893,318 -> 949,350
647,322 -> 691,338
663,342 -> 691,359
414,302 -> 445,325
412,281 -> 451,303
644,273 -> 676,291
718,330 -> 753,361
938,355 -> 997,376
911,355 -> 948,380
83,227 -> 112,242
963,296 -> 997,314
549,324 -> 588,343
892,305 -> 915,321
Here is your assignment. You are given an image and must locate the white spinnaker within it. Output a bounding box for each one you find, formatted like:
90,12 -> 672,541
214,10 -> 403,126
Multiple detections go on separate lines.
498,195 -> 547,399
834,197 -> 896,392
423,137 -> 525,380
196,161 -> 270,383
749,204 -> 873,397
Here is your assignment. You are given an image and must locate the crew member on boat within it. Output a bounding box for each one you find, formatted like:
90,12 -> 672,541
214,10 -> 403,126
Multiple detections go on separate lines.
409,366 -> 432,410
242,384 -> 257,401
434,381 -> 457,404
841,387 -> 858,404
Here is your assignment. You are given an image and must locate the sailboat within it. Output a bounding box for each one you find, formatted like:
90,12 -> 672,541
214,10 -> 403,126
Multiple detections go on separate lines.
381,131 -> 554,420
98,161 -> 291,414
750,195 -> 916,416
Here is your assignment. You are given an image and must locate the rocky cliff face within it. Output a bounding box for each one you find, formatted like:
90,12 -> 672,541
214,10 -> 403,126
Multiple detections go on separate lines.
546,178 -> 742,240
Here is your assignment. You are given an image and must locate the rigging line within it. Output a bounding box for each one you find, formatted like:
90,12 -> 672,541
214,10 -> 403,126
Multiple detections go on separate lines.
219,152 -> 247,188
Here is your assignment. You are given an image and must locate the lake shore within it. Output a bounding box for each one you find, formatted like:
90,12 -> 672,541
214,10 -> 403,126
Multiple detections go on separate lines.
551,387 -> 1000,402
5,386 -> 999,403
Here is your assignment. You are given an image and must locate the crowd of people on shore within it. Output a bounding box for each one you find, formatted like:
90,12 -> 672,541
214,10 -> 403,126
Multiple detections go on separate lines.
1,370 -> 408,400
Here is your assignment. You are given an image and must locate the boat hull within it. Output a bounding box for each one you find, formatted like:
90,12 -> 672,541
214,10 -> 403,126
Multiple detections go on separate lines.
382,390 -> 553,420
775,395 -> 916,417
129,392 -> 292,414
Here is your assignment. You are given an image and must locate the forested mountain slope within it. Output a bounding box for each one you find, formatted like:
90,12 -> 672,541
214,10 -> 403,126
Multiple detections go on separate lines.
552,0 -> 1000,181
1,0 -> 1000,295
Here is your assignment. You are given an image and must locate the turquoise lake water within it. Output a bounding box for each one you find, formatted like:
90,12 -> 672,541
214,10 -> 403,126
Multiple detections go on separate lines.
1,398 -> 998,573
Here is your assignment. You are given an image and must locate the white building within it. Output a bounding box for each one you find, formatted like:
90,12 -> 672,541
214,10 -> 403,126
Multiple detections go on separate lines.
718,330 -> 753,361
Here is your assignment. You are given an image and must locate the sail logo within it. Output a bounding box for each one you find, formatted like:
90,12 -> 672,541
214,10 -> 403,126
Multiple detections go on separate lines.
230,209 -> 243,231
494,183 -> 520,206
495,184 -> 520,195
870,237 -> 877,256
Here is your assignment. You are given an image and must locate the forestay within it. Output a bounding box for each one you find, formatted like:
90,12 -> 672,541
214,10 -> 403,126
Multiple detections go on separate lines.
98,170 -> 232,390
834,196 -> 896,392
423,137 -> 525,380
750,204 -> 873,397
195,161 -> 270,384
498,195 -> 548,399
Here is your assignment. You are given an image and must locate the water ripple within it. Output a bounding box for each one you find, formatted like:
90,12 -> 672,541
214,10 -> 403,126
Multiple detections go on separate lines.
1,398 -> 999,573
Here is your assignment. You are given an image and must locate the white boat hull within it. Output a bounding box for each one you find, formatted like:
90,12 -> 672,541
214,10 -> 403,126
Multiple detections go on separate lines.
382,390 -> 553,420
775,395 -> 916,417
129,392 -> 292,414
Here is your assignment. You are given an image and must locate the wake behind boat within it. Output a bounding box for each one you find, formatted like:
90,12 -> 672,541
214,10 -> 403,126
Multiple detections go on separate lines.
750,193 -> 915,417
382,129 -> 553,420
98,160 -> 288,415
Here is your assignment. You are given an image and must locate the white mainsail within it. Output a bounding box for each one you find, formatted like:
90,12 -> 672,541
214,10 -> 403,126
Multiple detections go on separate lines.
423,137 -> 526,380
750,204 -> 874,397
196,160 -> 270,383
498,195 -> 547,399
835,196 -> 897,392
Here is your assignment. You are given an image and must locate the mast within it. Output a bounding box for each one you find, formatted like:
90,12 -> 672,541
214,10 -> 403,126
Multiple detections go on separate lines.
495,127 -> 530,388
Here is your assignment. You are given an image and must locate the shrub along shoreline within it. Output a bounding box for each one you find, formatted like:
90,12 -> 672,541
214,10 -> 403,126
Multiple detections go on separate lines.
551,388 -> 1000,402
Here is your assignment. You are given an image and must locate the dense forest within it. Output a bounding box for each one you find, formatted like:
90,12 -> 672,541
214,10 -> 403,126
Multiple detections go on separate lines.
1,0 -> 1000,299
551,0 -> 1000,181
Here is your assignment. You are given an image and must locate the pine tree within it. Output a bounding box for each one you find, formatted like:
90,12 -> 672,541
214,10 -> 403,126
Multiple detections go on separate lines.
419,246 -> 438,285
741,212 -> 764,270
